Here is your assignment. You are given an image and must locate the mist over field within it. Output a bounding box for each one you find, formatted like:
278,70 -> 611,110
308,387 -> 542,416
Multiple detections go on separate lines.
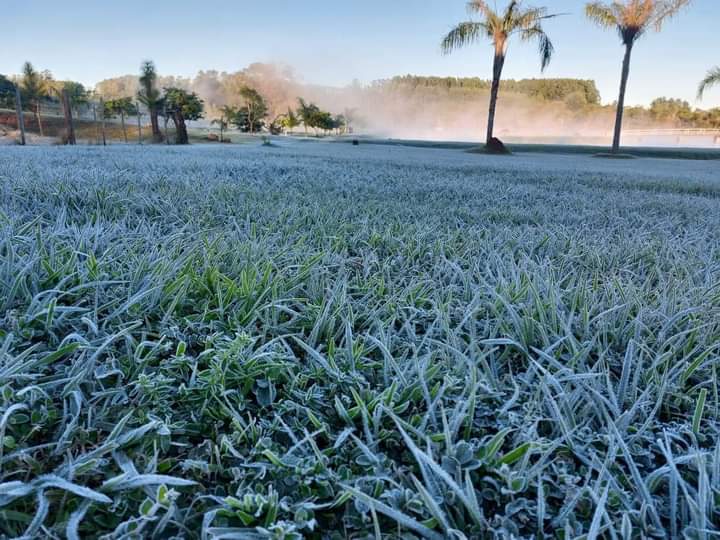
92,63 -> 720,146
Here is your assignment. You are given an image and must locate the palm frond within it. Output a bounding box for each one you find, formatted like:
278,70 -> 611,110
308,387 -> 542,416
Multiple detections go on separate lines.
466,0 -> 492,18
651,0 -> 692,31
520,26 -> 555,71
441,22 -> 488,54
584,2 -> 618,29
697,67 -> 720,100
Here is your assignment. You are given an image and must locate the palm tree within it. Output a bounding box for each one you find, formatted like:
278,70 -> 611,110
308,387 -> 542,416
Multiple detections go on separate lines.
296,98 -> 320,135
441,1 -> 558,151
586,0 -> 691,153
697,67 -> 720,100
21,62 -> 52,137
137,61 -> 163,142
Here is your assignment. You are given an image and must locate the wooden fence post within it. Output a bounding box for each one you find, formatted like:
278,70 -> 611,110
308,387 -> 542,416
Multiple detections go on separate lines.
92,102 -> 99,144
14,86 -> 26,145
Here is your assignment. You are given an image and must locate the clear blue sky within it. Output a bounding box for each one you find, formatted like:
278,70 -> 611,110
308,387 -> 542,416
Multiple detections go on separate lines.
2,0 -> 719,107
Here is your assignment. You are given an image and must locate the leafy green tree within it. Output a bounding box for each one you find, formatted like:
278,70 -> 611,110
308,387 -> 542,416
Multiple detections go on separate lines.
586,0 -> 691,153
697,67 -> 720,100
138,61 -> 163,142
162,87 -> 204,144
21,62 -> 53,137
296,98 -> 320,135
104,97 -> 137,143
441,1 -> 558,149
310,110 -> 335,134
232,86 -> 268,134
58,81 -> 89,112
649,97 -> 692,124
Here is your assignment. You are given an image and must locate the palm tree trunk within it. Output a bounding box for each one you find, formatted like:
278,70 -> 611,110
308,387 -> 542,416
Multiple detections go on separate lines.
612,42 -> 634,153
486,52 -> 506,145
36,102 -> 44,137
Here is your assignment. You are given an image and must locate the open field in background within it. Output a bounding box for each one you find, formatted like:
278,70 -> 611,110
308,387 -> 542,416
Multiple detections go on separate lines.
1,142 -> 719,538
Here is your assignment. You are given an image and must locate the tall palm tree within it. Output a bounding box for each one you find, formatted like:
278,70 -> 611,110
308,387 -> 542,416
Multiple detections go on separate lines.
137,61 -> 163,142
697,67 -> 720,100
441,1 -> 558,150
21,62 -> 52,137
586,0 -> 691,153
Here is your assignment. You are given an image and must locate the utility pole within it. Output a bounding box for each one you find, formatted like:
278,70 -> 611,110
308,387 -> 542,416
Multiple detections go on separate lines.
14,86 -> 26,145
61,89 -> 76,145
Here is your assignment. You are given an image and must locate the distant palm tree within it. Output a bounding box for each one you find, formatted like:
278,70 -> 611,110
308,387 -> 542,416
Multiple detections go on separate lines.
697,67 -> 720,100
137,61 -> 163,142
441,1 -> 558,150
586,0 -> 691,153
21,62 -> 52,137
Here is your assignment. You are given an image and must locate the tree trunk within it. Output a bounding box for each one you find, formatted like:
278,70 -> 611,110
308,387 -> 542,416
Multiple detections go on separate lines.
36,102 -> 44,137
612,42 -> 634,153
61,89 -> 76,145
173,113 -> 189,144
150,109 -> 163,142
121,110 -> 127,143
486,50 -> 506,146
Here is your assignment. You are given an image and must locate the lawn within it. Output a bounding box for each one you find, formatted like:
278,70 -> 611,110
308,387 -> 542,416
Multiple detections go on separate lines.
1,142 -> 719,538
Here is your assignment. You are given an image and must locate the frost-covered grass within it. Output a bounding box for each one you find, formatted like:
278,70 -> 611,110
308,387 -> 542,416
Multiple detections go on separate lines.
1,142 -> 719,539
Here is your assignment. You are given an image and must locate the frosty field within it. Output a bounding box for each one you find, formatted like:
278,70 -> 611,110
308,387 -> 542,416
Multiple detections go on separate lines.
1,141 -> 719,538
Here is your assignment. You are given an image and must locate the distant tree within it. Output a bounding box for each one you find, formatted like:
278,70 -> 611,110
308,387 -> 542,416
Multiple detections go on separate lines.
59,81 -> 89,113
280,108 -> 300,133
697,67 -> 720,100
211,105 -> 237,142
296,98 -> 321,135
649,97 -> 692,124
310,110 -> 335,134
137,61 -> 163,142
585,0 -> 692,153
441,1 -> 558,150
232,86 -> 268,134
21,62 -> 53,137
162,87 -> 204,144
332,114 -> 347,135
0,75 -> 15,108
104,97 -> 137,142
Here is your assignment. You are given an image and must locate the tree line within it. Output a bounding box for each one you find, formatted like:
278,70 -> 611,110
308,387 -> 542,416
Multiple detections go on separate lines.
0,60 -> 348,144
